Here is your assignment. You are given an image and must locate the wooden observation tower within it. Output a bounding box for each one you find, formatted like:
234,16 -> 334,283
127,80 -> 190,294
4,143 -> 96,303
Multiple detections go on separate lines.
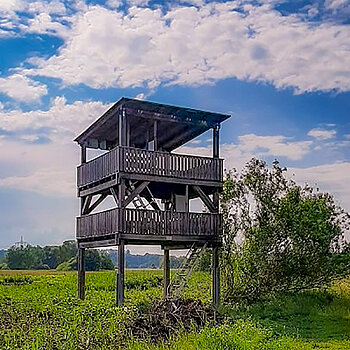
74,98 -> 230,306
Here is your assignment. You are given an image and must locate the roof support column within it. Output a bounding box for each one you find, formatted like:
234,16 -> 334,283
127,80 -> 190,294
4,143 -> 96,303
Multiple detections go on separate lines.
212,124 -> 220,309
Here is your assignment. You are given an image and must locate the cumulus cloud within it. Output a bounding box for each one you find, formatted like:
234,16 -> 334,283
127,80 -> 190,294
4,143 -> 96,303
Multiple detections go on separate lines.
0,168 -> 74,197
308,128 -> 337,140
0,98 -> 108,197
0,74 -> 47,102
289,162 -> 350,212
20,2 -> 350,93
0,96 -> 108,141
25,12 -> 69,37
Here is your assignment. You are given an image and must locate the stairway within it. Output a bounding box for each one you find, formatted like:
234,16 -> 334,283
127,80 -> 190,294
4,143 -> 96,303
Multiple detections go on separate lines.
168,242 -> 208,298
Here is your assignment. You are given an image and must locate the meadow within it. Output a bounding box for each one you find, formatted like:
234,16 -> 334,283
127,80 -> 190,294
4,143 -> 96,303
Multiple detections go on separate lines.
0,269 -> 349,349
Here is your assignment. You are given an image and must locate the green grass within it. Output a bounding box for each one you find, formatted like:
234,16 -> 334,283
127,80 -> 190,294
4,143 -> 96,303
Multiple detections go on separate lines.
0,270 -> 349,349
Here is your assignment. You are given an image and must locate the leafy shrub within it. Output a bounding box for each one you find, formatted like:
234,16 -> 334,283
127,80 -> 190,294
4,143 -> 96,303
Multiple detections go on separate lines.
221,159 -> 350,302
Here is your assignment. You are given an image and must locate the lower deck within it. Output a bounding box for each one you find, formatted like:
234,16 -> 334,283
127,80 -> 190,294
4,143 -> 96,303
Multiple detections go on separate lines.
76,208 -> 221,248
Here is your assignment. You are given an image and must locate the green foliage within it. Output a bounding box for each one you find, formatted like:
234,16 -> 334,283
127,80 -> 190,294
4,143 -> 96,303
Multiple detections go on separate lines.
221,159 -> 350,302
0,263 -> 8,270
6,245 -> 45,270
0,270 -> 349,349
5,241 -> 114,272
0,250 -> 6,263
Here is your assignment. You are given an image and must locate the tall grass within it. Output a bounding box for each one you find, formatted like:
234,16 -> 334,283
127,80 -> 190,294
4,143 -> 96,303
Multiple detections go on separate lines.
0,270 -> 349,349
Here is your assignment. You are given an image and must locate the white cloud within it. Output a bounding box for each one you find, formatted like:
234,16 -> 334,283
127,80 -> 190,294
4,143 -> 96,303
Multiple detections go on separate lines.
178,133 -> 313,172
25,12 -> 69,37
0,168 -> 74,197
236,134 -> 312,161
20,2 -> 350,93
0,96 -> 107,140
324,0 -> 350,10
289,162 -> 350,212
0,98 -> 108,197
308,128 -> 337,140
106,0 -> 123,9
0,74 -> 47,102
0,0 -> 24,13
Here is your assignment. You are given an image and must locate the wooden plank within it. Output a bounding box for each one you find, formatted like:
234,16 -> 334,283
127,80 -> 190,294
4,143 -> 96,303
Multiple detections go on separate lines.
122,181 -> 150,208
110,186 -> 119,206
117,240 -> 125,306
163,249 -> 170,299
79,178 -> 118,197
192,185 -> 217,213
78,238 -> 116,249
85,193 -> 108,214
120,172 -> 222,188
212,246 -> 220,308
77,248 -> 85,300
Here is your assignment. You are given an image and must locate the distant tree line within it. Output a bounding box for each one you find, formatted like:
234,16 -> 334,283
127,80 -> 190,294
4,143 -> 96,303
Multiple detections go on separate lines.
0,240 -> 114,271
0,242 -> 185,271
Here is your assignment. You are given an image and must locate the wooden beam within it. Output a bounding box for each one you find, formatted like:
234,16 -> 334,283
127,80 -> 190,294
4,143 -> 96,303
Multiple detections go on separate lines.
117,240 -> 125,306
154,119 -> 158,151
81,144 -> 87,164
143,188 -> 161,211
110,187 -> 119,206
77,248 -> 85,300
86,193 -> 108,214
192,185 -> 217,213
120,172 -> 222,188
82,195 -> 93,215
163,248 -> 170,299
213,125 -> 220,158
78,238 -> 116,249
212,246 -> 220,308
122,181 -> 150,208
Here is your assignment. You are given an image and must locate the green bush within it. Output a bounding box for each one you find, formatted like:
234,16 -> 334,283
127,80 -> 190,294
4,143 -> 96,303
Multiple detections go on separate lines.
221,159 -> 350,302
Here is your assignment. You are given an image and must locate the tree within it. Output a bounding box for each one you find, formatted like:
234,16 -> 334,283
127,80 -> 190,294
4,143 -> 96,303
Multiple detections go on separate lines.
6,245 -> 44,270
221,159 -> 350,302
42,246 -> 61,269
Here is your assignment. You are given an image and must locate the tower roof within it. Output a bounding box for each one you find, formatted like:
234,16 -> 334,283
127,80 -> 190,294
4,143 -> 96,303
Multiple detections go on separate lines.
74,98 -> 230,151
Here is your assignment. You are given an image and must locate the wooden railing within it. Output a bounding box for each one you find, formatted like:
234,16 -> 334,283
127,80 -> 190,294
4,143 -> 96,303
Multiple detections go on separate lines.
77,146 -> 223,187
77,148 -> 118,187
76,209 -> 221,239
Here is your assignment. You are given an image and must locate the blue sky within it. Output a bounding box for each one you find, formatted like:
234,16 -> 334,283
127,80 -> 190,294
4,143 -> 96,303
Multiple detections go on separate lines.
0,0 -> 349,250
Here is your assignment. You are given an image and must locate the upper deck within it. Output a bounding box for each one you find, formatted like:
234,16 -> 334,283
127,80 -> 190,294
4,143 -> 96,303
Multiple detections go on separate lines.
77,146 -> 223,195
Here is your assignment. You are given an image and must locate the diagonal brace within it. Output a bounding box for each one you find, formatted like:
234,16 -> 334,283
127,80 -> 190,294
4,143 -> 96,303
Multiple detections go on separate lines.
122,181 -> 150,208
110,187 -> 119,206
192,185 -> 217,213
82,195 -> 92,215
85,193 -> 108,214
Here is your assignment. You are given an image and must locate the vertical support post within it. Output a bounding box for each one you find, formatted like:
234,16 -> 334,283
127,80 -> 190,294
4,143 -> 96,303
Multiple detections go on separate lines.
212,124 -> 220,308
154,120 -> 158,151
81,144 -> 87,164
163,248 -> 170,299
117,240 -> 125,305
212,245 -> 220,308
78,143 -> 87,300
118,108 -> 127,147
78,247 -> 85,300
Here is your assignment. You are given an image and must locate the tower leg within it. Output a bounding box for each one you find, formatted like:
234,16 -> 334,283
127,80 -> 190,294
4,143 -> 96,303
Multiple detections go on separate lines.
78,248 -> 85,300
163,248 -> 170,299
212,246 -> 220,308
117,240 -> 125,306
